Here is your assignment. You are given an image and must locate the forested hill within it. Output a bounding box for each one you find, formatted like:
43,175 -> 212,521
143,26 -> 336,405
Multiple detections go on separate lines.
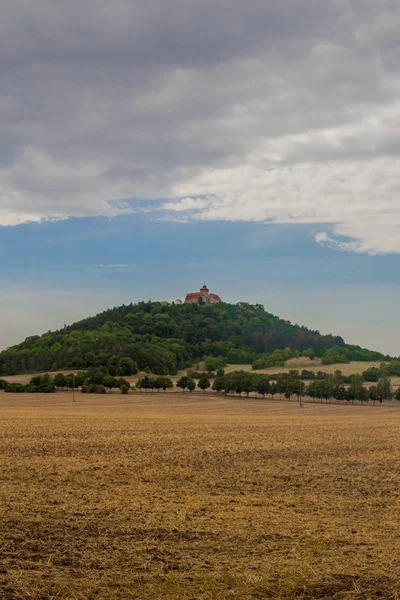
0,301 -> 390,376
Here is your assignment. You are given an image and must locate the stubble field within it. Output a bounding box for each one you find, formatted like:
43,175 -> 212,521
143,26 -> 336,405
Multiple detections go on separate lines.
0,392 -> 400,599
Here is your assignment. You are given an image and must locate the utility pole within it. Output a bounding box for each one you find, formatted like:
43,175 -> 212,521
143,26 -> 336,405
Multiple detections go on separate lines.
73,373 -> 75,402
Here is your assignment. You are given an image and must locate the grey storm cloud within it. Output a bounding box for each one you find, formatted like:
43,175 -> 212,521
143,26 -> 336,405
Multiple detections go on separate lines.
1,0 -> 400,252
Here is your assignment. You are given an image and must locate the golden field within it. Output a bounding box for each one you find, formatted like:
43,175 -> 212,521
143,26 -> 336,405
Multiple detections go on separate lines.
1,392 -> 400,599
223,359 -> 385,376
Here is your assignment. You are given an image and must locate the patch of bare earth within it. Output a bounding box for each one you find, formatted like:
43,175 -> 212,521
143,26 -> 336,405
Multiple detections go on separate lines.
0,393 -> 399,599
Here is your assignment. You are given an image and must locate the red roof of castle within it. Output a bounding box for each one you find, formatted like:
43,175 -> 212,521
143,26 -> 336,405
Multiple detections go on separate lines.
185,292 -> 221,302
210,293 -> 221,302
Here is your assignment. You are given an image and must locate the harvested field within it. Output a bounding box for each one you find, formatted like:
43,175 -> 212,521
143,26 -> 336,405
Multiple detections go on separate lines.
0,393 -> 400,599
224,360 -> 383,376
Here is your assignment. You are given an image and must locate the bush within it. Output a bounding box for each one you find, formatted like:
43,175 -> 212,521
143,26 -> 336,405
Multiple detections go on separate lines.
81,383 -> 106,394
252,358 -> 270,370
5,383 -> 26,393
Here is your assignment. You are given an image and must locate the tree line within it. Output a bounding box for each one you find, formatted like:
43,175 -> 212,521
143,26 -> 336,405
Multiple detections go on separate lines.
209,370 -> 396,403
1,367 -> 398,403
1,369 -> 131,395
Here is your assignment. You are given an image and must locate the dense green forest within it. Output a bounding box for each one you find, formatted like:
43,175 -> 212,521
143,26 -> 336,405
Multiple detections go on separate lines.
0,301 -> 391,376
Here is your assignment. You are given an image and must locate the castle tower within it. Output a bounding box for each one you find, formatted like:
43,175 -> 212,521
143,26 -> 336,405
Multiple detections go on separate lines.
200,284 -> 209,298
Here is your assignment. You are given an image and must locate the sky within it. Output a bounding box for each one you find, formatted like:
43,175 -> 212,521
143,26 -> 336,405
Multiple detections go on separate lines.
1,0 -> 400,355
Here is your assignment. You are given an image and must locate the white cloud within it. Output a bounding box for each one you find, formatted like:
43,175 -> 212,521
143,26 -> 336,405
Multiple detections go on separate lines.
314,231 -> 369,255
1,0 -> 400,252
164,152 -> 400,254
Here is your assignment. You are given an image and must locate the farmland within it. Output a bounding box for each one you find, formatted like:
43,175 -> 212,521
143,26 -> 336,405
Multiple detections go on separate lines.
1,393 -> 400,599
223,358 -> 389,376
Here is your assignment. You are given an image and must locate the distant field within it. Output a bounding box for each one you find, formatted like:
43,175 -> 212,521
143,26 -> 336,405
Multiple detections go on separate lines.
2,370 -> 78,385
0,393 -> 399,599
224,358 -> 383,375
223,361 -> 400,389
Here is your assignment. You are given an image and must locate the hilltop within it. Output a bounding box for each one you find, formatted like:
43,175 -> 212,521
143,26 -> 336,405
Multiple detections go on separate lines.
0,301 -> 390,376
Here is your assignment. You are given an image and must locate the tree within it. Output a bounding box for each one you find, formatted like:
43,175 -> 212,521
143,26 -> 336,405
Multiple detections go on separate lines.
357,385 -> 369,403
198,373 -> 210,393
94,384 -> 106,394
255,375 -> 270,397
154,377 -> 164,393
291,378 -> 305,402
362,367 -> 381,382
117,357 -> 138,376
212,376 -> 226,395
348,375 -> 365,404
176,376 -> 190,393
276,376 -> 286,400
369,385 -> 379,405
95,370 -> 106,385
160,376 -> 174,392
107,360 -> 117,376
242,373 -> 255,398
54,373 -> 66,389
64,374 -> 75,390
120,384 -> 129,394
36,373 -> 55,393
204,357 -> 217,371
232,371 -> 246,396
269,382 -> 277,400
333,370 -> 344,383
147,377 -> 156,392
103,375 -> 118,392
332,383 -> 346,403
75,372 -> 85,388
117,378 -> 130,390
377,376 -> 392,403
176,375 -> 195,393
284,377 -> 296,400
136,376 -> 153,392
395,387 -> 400,401
307,380 -> 329,403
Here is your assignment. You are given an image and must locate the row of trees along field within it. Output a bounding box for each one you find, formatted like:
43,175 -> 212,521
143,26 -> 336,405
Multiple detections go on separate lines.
0,370 -> 131,395
138,369 -> 396,403
1,367 -> 398,403
0,302 -> 391,376
208,370 -> 396,403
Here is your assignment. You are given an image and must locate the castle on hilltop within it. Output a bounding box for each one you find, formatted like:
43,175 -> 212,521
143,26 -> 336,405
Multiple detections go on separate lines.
159,285 -> 222,306
185,284 -> 222,305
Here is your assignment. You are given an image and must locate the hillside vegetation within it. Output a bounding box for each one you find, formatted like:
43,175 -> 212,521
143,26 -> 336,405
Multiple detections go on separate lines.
0,301 -> 390,376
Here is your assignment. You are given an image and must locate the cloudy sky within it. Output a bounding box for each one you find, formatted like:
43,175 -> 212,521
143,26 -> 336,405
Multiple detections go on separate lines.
1,0 -> 400,354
